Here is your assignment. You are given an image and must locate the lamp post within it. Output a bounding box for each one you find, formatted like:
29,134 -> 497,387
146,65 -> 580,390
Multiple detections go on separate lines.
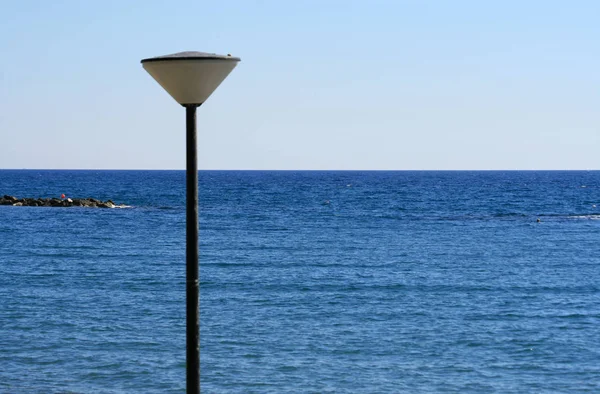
141,51 -> 240,393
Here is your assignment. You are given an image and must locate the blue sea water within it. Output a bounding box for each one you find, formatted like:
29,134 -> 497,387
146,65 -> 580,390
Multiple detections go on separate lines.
1,170 -> 600,393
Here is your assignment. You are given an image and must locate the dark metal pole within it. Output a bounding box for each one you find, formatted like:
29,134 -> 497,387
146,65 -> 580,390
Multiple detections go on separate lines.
185,104 -> 200,393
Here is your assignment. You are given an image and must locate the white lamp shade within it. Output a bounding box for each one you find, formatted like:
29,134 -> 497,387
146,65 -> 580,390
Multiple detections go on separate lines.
141,52 -> 240,105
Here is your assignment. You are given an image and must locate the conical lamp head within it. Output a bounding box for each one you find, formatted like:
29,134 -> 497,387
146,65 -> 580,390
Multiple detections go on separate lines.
141,51 -> 240,105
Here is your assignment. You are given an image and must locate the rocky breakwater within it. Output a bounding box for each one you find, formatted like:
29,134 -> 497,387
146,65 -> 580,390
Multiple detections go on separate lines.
0,195 -> 127,208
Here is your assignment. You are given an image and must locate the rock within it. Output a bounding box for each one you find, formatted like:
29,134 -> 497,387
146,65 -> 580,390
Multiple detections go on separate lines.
5,196 -> 125,208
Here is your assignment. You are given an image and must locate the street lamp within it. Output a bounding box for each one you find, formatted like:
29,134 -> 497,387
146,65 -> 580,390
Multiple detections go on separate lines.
141,51 -> 240,393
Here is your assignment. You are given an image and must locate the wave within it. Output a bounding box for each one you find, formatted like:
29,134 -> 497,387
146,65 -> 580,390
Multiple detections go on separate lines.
371,212 -> 600,222
535,212 -> 600,220
566,214 -> 600,220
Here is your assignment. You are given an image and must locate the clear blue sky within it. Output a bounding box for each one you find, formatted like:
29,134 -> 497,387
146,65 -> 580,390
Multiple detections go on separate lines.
1,0 -> 598,170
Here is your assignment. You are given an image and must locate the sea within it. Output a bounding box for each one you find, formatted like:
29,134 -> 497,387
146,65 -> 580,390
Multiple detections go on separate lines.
1,170 -> 599,393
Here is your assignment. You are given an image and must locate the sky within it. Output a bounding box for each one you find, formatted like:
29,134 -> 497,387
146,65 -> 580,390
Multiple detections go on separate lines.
0,0 -> 598,170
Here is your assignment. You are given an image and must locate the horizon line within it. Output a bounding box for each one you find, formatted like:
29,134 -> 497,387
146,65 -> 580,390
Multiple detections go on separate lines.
1,168 -> 599,172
